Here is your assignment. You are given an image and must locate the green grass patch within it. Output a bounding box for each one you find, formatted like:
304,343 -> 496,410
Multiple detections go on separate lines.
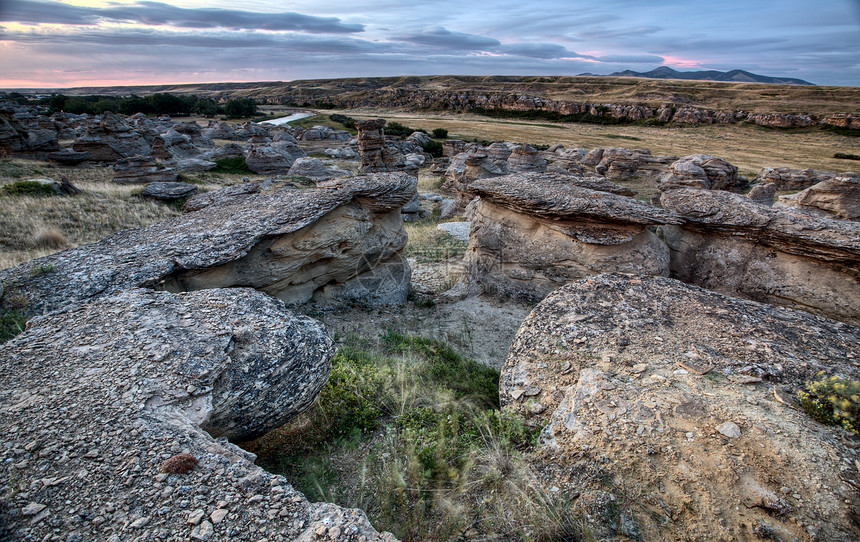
241,331 -> 577,541
834,152 -> 860,161
29,264 -> 54,276
292,114 -> 357,134
1,180 -> 57,197
0,307 -> 28,343
211,156 -> 252,174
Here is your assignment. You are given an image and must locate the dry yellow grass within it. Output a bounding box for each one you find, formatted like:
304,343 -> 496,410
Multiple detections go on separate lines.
346,110 -> 860,178
0,159 -> 253,269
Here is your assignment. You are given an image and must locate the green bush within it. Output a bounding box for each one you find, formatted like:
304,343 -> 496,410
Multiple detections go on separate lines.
799,374 -> 860,435
211,156 -> 252,174
385,121 -> 427,138
431,128 -> 448,139
1,180 -> 57,196
328,113 -> 356,130
834,152 -> 860,161
223,98 -> 258,119
421,139 -> 443,157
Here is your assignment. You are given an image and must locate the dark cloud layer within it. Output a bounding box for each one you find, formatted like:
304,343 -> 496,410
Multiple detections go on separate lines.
0,0 -> 857,86
0,0 -> 365,33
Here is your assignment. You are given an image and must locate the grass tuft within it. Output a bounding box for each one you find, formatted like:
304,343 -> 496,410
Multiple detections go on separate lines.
1,180 -> 57,197
211,156 -> 252,174
241,331 -> 572,541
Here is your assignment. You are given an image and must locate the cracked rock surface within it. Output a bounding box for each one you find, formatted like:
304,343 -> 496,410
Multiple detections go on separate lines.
0,173 -> 416,315
0,287 -> 395,541
660,187 -> 860,324
503,273 -> 860,541
463,173 -> 681,300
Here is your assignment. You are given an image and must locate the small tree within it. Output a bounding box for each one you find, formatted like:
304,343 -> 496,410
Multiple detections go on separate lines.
431,128 -> 448,139
224,98 -> 258,119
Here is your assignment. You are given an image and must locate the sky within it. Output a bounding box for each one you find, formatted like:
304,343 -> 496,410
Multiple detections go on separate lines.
1,0 -> 859,88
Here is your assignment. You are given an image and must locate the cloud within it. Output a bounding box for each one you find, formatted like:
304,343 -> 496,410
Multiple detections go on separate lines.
597,54 -> 665,64
396,27 -> 500,50
0,0 -> 365,33
497,42 -> 591,59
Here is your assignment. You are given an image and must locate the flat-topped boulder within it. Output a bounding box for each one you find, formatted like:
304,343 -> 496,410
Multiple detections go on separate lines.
502,273 -> 860,541
658,153 -> 747,193
660,188 -> 860,324
464,172 -> 681,300
0,172 -> 417,314
112,155 -> 178,184
754,167 -> 839,191
777,173 -> 860,220
142,181 -> 198,201
0,287 -> 394,541
506,145 -> 547,173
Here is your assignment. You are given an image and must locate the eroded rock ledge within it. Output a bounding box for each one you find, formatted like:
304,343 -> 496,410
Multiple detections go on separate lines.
660,188 -> 860,324
0,287 -> 395,541
502,273 -> 860,541
0,172 -> 417,315
464,172 -> 682,300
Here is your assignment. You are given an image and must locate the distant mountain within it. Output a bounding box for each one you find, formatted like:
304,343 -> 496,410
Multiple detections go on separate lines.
595,66 -> 814,85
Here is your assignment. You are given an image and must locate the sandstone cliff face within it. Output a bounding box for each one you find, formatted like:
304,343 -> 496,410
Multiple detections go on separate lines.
501,273 -> 860,541
0,173 -> 416,314
0,287 -> 395,541
660,188 -> 860,324
463,173 -> 681,300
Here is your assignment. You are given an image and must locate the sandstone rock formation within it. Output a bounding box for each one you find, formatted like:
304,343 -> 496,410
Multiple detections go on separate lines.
243,145 -> 297,175
658,154 -> 747,192
183,183 -> 261,213
287,157 -> 348,181
0,287 -> 394,541
777,173 -> 860,220
747,182 -> 777,205
72,111 -> 150,162
660,188 -> 860,324
464,173 -> 682,300
0,173 -> 417,314
579,147 -> 676,179
754,167 -> 839,191
442,151 -> 507,212
142,181 -> 198,201
112,156 -> 178,184
355,119 -> 387,171
501,273 -> 860,541
506,145 -> 547,173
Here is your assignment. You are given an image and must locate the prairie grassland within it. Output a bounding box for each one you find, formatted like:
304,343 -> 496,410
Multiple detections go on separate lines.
0,159 -> 262,269
344,110 -> 860,178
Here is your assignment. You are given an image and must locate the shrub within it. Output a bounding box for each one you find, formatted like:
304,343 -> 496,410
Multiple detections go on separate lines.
798,373 -> 860,434
32,229 -> 69,249
1,180 -> 57,196
421,139 -> 443,157
385,121 -> 426,138
328,113 -> 356,130
431,128 -> 448,139
834,152 -> 860,161
223,98 -> 258,119
211,156 -> 252,174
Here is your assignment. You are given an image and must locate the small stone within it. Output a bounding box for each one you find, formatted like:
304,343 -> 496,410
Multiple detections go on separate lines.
773,386 -> 798,406
187,509 -> 205,525
632,363 -> 648,373
22,502 -> 47,516
677,359 -> 713,375
129,517 -> 149,528
716,422 -> 741,439
510,389 -> 524,401
524,386 -> 542,396
527,403 -> 547,415
210,509 -> 228,524
155,473 -> 169,482
191,520 -> 214,541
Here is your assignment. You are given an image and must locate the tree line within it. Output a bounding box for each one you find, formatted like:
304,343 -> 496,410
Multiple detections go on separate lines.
3,91 -> 257,119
